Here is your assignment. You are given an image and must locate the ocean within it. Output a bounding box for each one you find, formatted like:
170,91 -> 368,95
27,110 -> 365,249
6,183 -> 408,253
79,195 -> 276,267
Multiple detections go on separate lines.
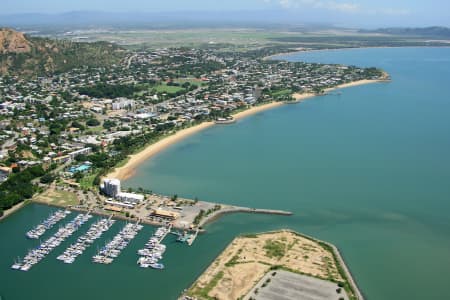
1,47 -> 450,299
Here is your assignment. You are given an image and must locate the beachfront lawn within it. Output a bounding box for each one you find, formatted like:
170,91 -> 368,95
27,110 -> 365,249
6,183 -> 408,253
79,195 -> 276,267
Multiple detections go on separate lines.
79,174 -> 97,190
34,189 -> 79,207
270,88 -> 292,97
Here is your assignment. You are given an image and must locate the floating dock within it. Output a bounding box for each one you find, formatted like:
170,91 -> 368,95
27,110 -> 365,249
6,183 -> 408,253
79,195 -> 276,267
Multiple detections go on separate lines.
25,209 -> 71,239
136,225 -> 171,269
12,212 -> 92,271
92,221 -> 143,264
57,217 -> 115,264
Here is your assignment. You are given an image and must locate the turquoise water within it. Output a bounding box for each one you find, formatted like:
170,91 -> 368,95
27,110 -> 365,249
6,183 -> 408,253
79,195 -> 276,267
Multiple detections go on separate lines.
125,48 -> 450,299
1,48 -> 450,300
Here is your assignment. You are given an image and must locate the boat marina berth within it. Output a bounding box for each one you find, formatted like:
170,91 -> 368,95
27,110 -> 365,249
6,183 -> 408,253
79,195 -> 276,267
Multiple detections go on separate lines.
92,221 -> 143,264
25,209 -> 72,239
57,216 -> 115,264
12,212 -> 92,271
137,225 -> 171,270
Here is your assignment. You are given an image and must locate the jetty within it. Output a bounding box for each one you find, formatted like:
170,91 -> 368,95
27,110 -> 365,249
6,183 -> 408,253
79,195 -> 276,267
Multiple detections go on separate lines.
25,209 -> 71,239
136,225 -> 171,269
57,216 -> 115,264
12,212 -> 92,271
92,220 -> 143,264
198,206 -> 293,228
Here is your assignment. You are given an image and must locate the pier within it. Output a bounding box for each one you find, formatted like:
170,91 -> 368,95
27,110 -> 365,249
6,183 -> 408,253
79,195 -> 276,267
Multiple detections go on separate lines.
12,212 -> 92,271
186,229 -> 198,246
33,195 -> 292,234
25,209 -> 71,239
136,225 -> 171,269
57,216 -> 115,264
92,220 -> 143,264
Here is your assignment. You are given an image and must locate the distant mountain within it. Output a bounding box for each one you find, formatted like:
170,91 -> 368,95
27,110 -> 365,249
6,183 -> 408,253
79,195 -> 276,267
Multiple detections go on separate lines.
360,26 -> 450,38
0,28 -> 125,76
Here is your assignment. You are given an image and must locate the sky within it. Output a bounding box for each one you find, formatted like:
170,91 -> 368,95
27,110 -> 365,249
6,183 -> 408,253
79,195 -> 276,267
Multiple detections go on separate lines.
2,0 -> 449,27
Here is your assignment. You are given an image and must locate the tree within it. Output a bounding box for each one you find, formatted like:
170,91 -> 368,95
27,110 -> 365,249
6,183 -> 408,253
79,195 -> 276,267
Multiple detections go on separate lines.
86,118 -> 100,127
40,173 -> 55,184
103,119 -> 116,130
71,120 -> 85,131
73,172 -> 84,181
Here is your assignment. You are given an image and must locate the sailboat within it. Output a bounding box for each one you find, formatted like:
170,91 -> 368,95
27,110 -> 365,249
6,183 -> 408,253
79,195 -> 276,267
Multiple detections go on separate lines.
11,257 -> 22,270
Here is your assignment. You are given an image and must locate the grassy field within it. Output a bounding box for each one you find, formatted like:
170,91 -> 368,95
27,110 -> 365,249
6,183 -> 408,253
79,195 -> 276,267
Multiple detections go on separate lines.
85,125 -> 104,134
154,84 -> 185,94
79,174 -> 97,190
174,78 -> 206,86
34,189 -> 79,207
271,88 -> 292,97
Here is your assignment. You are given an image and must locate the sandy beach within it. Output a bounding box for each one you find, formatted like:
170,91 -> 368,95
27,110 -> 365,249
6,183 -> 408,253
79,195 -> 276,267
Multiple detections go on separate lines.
325,78 -> 388,92
107,121 -> 214,180
107,101 -> 288,180
107,77 -> 388,181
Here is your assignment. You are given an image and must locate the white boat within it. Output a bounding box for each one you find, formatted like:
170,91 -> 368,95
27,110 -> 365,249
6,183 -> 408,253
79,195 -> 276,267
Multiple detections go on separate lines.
150,263 -> 164,270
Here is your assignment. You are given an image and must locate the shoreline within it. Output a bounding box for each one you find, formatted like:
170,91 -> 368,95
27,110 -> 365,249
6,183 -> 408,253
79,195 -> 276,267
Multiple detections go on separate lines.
182,229 -> 364,300
107,78 -> 388,181
264,45 -> 450,61
107,101 -> 284,180
0,200 -> 30,222
30,199 -> 292,232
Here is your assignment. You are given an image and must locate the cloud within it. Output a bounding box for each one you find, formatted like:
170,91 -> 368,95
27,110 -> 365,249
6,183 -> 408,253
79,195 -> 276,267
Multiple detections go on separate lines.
267,0 -> 410,15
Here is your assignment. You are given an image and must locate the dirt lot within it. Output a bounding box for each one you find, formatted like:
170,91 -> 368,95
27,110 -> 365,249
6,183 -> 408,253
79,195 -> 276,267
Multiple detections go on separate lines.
187,230 -> 344,300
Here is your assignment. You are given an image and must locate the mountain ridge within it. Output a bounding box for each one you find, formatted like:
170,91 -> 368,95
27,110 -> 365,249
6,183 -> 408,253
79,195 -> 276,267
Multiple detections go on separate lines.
0,28 -> 125,76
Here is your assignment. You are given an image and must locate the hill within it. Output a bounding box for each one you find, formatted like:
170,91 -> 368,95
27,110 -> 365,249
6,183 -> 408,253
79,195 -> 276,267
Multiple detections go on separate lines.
0,28 -> 126,76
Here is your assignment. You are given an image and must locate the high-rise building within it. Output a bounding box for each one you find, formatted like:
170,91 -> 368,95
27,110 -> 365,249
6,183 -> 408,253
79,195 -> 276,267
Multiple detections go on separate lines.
102,178 -> 121,198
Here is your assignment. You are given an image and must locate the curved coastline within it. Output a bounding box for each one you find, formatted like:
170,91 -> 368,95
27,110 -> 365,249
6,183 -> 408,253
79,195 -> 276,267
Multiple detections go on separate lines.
107,78 -> 388,181
265,45 -> 450,61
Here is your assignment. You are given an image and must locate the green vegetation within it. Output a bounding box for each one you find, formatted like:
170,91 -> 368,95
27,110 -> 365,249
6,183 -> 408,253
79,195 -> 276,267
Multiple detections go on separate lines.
86,118 -> 101,127
193,209 -> 206,225
269,88 -> 294,101
225,248 -> 243,267
0,33 -> 125,77
241,233 -> 258,238
34,189 -> 79,207
0,165 -> 45,211
40,173 -> 56,184
193,204 -> 222,226
190,271 -> 224,300
78,83 -> 144,99
263,239 -> 287,259
317,241 -> 357,300
154,83 -> 185,94
79,174 -> 97,190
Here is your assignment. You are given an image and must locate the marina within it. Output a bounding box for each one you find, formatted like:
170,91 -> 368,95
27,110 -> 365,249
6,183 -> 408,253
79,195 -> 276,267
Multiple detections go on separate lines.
93,221 -> 143,264
136,225 -> 171,269
57,216 -> 115,264
25,209 -> 71,239
12,212 -> 92,271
